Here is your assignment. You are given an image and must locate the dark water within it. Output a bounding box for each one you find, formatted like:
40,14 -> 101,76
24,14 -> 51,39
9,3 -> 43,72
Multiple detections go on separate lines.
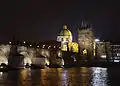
0,67 -> 120,86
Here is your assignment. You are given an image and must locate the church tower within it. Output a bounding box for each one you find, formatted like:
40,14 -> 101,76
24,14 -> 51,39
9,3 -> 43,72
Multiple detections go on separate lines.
57,25 -> 73,51
78,21 -> 94,57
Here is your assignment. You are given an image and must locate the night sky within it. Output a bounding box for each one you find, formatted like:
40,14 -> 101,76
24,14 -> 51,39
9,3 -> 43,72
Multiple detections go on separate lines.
0,1 -> 120,43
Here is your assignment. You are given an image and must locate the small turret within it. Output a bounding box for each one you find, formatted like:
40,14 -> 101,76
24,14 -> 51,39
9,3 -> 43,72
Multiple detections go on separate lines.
80,20 -> 92,30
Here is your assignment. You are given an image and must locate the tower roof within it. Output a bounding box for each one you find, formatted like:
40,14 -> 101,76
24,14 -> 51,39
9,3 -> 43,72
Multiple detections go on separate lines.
80,21 -> 92,30
59,25 -> 72,36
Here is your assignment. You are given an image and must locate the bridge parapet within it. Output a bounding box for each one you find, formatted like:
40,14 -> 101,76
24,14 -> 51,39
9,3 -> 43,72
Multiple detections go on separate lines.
0,44 -> 63,66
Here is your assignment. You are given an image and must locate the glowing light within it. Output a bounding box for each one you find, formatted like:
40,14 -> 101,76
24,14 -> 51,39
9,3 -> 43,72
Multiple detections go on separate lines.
58,51 -> 62,57
30,45 -> 32,47
94,39 -> 100,42
9,41 -> 11,44
42,45 -> 45,48
83,49 -> 87,55
37,45 -> 39,48
0,72 -> 3,75
117,53 -> 120,56
62,41 -> 65,44
48,46 -> 51,49
62,59 -> 64,65
114,60 -> 119,62
101,55 -> 106,58
0,66 -> 3,68
24,58 -> 32,65
93,42 -> 96,56
74,58 -> 76,62
53,46 -> 56,48
45,59 -> 49,65
23,41 -> 26,44
5,61 -> 8,65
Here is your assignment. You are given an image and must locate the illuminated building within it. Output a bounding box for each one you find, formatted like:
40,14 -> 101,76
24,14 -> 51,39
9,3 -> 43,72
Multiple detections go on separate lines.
93,39 -> 100,56
95,42 -> 107,58
57,25 -> 73,51
57,25 -> 78,53
111,44 -> 120,62
95,41 -> 111,59
78,22 -> 94,57
68,42 -> 78,53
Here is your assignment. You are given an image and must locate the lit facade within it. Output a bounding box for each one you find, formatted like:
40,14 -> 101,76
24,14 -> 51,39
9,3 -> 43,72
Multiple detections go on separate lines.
68,42 -> 78,53
78,24 -> 94,57
57,25 -> 73,51
95,41 -> 111,59
111,44 -> 120,62
57,25 -> 78,53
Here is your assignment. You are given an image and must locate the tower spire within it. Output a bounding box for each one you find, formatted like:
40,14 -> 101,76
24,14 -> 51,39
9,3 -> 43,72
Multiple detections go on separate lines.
81,20 -> 84,27
63,25 -> 67,29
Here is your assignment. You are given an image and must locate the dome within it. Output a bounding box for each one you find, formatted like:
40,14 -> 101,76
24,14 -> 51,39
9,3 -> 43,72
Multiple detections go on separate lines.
59,25 -> 72,36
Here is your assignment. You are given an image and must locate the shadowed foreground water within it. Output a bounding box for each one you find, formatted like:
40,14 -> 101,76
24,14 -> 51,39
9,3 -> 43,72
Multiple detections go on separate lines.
0,67 -> 120,86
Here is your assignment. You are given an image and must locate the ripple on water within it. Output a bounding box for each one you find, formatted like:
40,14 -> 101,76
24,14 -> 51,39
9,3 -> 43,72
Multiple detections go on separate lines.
0,67 -> 119,86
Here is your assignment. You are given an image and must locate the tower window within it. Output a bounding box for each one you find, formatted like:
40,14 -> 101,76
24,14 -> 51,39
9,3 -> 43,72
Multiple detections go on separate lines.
66,38 -> 68,41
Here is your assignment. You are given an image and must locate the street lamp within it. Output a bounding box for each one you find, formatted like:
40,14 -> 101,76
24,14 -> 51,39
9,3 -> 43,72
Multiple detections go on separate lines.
9,41 -> 12,44
37,45 -> 39,48
23,41 -> 26,44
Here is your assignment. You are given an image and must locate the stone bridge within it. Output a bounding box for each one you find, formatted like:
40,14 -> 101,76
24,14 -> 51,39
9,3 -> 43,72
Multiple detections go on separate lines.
0,44 -> 62,66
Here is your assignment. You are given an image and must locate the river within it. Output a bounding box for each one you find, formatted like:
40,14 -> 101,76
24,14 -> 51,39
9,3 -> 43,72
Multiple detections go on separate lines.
0,67 -> 119,86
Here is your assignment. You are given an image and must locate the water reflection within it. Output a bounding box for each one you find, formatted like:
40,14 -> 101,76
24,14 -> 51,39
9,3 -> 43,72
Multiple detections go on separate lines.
7,70 -> 20,86
0,72 -> 4,86
64,67 -> 90,86
0,72 -> 3,79
0,67 -> 118,86
31,69 -> 41,85
91,67 -> 108,86
40,68 -> 63,86
20,68 -> 31,86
